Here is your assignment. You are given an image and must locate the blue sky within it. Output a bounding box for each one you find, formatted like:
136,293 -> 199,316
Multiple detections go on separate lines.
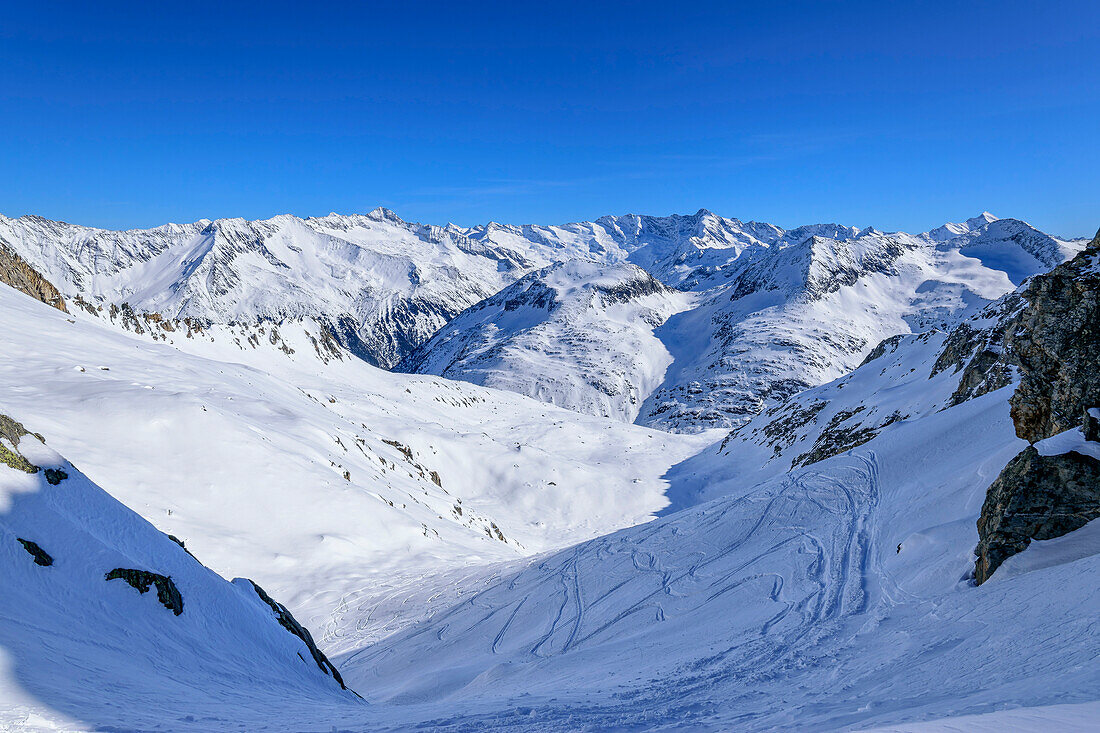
1,1 -> 1097,236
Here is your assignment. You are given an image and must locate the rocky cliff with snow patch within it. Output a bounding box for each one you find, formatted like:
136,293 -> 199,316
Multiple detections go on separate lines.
974,232 -> 1100,583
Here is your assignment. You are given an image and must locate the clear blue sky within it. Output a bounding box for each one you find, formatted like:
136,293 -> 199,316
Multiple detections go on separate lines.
1,1 -> 1097,236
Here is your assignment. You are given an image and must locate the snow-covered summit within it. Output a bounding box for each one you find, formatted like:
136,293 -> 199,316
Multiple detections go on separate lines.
951,217 -> 1083,284
928,211 -> 1000,241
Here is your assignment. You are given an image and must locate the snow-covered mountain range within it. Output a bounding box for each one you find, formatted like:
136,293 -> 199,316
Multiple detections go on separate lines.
0,207 -> 1096,731
1,208 -> 1082,433
411,210 -> 1083,431
0,209 -> 539,367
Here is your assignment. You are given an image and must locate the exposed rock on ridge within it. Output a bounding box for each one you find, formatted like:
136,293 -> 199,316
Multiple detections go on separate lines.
105,568 -> 184,615
974,231 -> 1100,584
1009,231 -> 1100,443
0,413 -> 45,474
0,243 -> 67,312
244,579 -> 348,689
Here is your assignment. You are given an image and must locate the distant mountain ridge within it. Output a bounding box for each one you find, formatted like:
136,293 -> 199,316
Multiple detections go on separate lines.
0,209 -> 545,367
410,211 -> 1085,431
0,208 -> 1084,430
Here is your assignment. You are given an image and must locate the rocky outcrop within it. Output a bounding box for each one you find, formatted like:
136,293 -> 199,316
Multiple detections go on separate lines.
792,407 -> 905,468
1086,408 -> 1100,442
0,414 -> 44,474
975,446 -> 1100,584
0,243 -> 67,312
1009,232 -> 1100,443
105,568 -> 184,615
974,231 -> 1100,584
929,294 -> 1026,407
17,538 -> 54,566
244,580 -> 347,689
858,334 -> 907,367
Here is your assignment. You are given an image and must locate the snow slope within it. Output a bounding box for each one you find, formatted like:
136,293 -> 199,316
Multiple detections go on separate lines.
0,283 -> 714,641
399,260 -> 694,421
338,388 -> 1099,731
332,261 -> 1098,729
859,700 -> 1100,732
659,288 -> 1029,508
0,414 -> 356,732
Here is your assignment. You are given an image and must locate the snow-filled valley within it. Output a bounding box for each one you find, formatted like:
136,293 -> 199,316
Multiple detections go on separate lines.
0,209 -> 1097,731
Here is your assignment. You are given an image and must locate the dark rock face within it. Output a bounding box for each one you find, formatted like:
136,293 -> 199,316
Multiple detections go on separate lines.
245,580 -> 347,689
167,534 -> 198,560
975,446 -> 1100,584
0,243 -> 68,312
1009,233 -> 1100,444
593,272 -> 671,304
1086,409 -> 1100,443
105,568 -> 184,615
859,334 -> 906,367
17,538 -> 53,566
973,231 -> 1100,584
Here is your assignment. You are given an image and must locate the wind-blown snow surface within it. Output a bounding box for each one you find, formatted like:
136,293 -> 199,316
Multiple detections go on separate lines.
399,260 -> 694,421
336,389 -> 1099,731
332,309 -> 1100,730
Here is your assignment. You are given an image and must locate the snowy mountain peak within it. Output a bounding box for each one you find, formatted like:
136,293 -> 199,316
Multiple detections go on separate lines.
953,217 -> 1083,285
928,211 -> 1000,240
367,206 -> 403,222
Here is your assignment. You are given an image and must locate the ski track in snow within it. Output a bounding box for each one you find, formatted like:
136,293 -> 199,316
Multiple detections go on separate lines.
347,453 -> 889,716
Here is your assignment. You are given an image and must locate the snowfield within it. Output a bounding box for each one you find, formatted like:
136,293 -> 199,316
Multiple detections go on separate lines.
0,285 -> 715,642
0,412 -> 356,733
0,209 -> 1096,731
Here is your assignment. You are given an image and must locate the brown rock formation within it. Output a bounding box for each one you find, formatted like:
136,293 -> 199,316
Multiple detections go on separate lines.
0,243 -> 68,312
